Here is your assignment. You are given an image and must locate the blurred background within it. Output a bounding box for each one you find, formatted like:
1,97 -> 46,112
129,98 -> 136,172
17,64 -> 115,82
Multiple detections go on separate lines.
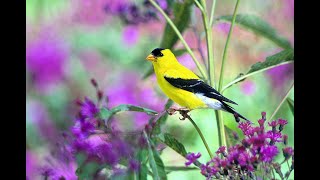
26,0 -> 293,179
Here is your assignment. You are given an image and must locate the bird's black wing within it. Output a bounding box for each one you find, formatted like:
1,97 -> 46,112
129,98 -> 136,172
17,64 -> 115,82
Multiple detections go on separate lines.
164,77 -> 238,105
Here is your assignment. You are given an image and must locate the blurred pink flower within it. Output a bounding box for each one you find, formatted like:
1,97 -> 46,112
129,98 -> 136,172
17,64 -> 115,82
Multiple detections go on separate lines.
240,80 -> 256,96
122,26 -> 139,46
26,32 -> 69,91
266,63 -> 293,91
215,22 -> 230,35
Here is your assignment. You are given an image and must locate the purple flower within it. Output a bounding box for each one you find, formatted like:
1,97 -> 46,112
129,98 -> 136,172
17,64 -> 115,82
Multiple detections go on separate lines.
185,152 -> 201,166
282,147 -> 294,159
267,131 -> 282,144
216,146 -> 226,155
238,122 -> 255,136
268,120 -> 278,127
260,145 -> 278,162
238,152 -> 250,166
95,143 -> 119,165
278,119 -> 288,131
26,31 -> 69,91
71,119 -> 95,139
258,119 -> 265,127
78,97 -> 99,118
278,119 -> 288,126
128,159 -> 140,172
200,162 -> 218,179
249,133 -> 266,149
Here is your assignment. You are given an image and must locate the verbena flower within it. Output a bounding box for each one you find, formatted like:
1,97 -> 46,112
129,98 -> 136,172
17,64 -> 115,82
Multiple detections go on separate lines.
191,112 -> 293,179
77,97 -> 99,119
185,152 -> 201,166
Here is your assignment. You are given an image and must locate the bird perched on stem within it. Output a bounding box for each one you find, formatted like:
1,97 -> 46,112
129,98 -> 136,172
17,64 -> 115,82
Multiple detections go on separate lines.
145,48 -> 250,122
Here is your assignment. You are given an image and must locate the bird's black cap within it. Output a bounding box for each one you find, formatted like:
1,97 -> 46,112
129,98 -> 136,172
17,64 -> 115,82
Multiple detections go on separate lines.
151,48 -> 165,57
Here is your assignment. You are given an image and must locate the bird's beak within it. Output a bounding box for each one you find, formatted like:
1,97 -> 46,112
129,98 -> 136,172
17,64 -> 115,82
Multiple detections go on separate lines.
146,54 -> 156,61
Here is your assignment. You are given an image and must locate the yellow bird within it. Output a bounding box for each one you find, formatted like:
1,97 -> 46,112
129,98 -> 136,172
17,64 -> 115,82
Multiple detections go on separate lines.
146,48 -> 250,122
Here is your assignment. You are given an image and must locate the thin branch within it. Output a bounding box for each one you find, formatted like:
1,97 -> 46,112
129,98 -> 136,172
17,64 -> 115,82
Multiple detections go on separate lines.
269,82 -> 294,121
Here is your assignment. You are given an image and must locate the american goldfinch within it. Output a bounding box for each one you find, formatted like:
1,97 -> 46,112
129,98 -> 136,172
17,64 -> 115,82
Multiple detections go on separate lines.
146,48 -> 250,122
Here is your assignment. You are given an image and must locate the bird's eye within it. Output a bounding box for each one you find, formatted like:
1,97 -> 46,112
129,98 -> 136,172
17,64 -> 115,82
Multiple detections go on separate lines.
151,48 -> 164,57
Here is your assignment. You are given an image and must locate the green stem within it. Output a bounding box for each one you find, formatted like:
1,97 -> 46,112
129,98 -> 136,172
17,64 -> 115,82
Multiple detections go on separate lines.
198,0 -> 215,87
209,0 -> 217,27
187,115 -> 214,159
148,0 -> 208,80
215,110 -> 227,147
221,61 -> 293,93
215,0 -> 241,149
269,82 -> 294,121
218,0 -> 241,92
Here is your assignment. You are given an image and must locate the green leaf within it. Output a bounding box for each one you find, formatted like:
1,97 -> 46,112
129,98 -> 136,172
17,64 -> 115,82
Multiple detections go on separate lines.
222,49 -> 294,92
224,126 -> 238,147
163,133 -> 187,157
247,48 -> 294,74
160,0 -> 193,49
137,149 -> 149,180
287,98 -> 294,115
165,166 -> 198,172
100,105 -> 158,121
158,133 -> 201,168
76,152 -> 101,180
217,14 -> 292,49
144,131 -> 167,180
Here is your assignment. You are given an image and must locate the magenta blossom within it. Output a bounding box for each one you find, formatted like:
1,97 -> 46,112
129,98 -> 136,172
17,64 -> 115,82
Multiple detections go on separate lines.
192,112 -> 293,179
185,152 -> 201,166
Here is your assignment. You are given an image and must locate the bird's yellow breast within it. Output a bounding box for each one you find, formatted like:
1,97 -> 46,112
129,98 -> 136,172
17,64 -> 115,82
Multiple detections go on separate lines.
155,69 -> 207,109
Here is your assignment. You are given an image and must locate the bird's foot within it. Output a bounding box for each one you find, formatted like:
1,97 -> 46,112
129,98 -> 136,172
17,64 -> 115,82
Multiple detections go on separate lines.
166,107 -> 190,120
178,109 -> 190,121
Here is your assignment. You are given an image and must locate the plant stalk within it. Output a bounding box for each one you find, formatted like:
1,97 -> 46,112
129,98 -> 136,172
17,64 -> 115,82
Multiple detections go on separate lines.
269,82 -> 294,121
215,0 -> 241,148
199,0 -> 215,88
187,115 -> 214,159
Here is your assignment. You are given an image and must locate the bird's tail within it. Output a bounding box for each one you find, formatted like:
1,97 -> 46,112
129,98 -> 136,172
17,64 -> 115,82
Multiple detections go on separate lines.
220,101 -> 251,123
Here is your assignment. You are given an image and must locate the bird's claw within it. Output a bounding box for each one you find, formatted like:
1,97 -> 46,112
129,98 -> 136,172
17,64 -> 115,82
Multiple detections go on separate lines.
178,109 -> 190,121
166,108 -> 178,115
166,108 -> 190,121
